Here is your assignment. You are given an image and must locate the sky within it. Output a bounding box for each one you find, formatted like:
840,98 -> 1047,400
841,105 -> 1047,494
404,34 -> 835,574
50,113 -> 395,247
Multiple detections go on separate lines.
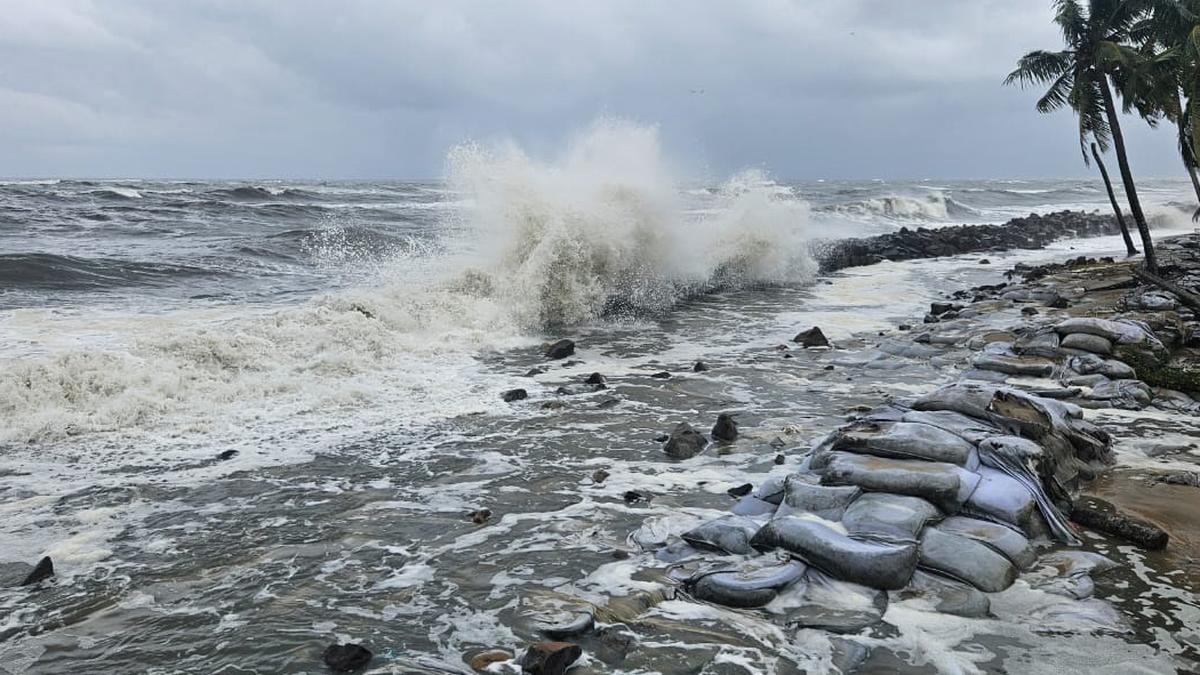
0,0 -> 1188,180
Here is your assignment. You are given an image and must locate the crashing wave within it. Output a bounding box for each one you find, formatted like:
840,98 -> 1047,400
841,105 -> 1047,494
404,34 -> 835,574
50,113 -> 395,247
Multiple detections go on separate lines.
821,193 -> 978,223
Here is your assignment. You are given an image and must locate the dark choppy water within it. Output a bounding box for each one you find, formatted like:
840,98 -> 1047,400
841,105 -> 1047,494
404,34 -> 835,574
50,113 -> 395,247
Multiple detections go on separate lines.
1,163 -> 1198,673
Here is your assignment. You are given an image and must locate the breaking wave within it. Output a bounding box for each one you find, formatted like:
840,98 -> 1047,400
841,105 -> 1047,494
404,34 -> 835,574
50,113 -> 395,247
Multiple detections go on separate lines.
444,119 -> 816,328
820,193 -> 978,222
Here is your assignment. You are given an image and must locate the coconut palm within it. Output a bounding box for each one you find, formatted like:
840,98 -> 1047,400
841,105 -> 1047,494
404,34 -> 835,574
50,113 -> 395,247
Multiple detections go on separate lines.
1092,142 -> 1140,254
1006,0 -> 1158,271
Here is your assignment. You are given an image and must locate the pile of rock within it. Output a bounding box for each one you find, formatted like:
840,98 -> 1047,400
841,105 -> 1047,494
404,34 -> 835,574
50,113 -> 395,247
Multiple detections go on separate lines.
635,383 -> 1114,631
814,211 -> 1123,273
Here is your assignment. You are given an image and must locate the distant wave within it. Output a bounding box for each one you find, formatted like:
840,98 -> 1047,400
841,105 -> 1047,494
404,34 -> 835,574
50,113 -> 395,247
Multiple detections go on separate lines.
0,252 -> 218,290
206,186 -> 318,201
820,193 -> 978,222
84,187 -> 143,200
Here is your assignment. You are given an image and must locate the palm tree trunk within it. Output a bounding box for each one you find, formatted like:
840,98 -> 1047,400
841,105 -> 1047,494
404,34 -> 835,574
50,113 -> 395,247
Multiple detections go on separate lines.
1091,142 -> 1139,257
1101,76 -> 1158,273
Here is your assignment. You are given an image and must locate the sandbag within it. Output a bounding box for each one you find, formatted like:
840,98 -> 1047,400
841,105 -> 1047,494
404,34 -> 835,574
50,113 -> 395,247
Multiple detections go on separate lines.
935,516 -> 1035,570
731,495 -> 779,517
977,436 -> 1081,544
819,452 -> 979,512
686,555 -> 807,608
963,466 -> 1035,529
841,492 -> 941,545
1061,333 -> 1112,355
971,353 -> 1056,378
901,409 -> 1000,447
1013,330 -> 1062,358
1067,353 -> 1136,380
750,516 -> 918,590
918,527 -> 1017,593
681,515 -> 762,555
1055,317 -> 1160,348
752,474 -> 790,505
895,569 -> 991,618
774,473 -> 862,521
1087,379 -> 1153,410
770,568 -> 889,633
828,420 -> 977,466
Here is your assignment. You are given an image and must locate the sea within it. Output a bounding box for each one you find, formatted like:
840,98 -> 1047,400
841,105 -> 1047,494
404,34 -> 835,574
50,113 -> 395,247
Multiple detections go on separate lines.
1,123 -> 1197,673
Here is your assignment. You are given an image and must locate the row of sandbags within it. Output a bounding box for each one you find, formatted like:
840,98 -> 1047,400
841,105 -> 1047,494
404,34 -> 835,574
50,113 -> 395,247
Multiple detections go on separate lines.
645,384 -> 1114,616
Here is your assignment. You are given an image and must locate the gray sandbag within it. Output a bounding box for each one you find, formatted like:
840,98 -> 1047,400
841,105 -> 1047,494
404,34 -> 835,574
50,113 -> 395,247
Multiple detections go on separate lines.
770,568 -> 889,633
1013,330 -> 1062,358
1061,333 -> 1113,355
752,474 -> 790,505
917,527 -> 1017,593
963,466 -> 1035,529
818,452 -> 979,512
1028,551 -> 1118,600
681,515 -> 762,555
686,555 -> 808,608
1055,317 -> 1161,348
827,420 -> 976,466
1067,353 -> 1136,380
750,516 -> 918,590
970,353 -> 1056,378
935,516 -> 1035,570
901,409 -> 1000,447
1087,379 -> 1153,410
895,569 -> 991,618
731,495 -> 780,517
774,473 -> 862,521
977,435 -> 1081,545
841,492 -> 941,545
1063,373 -> 1110,388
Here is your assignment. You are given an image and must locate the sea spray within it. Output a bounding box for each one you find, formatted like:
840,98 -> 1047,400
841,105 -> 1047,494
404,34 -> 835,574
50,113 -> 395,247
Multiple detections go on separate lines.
445,119 -> 816,328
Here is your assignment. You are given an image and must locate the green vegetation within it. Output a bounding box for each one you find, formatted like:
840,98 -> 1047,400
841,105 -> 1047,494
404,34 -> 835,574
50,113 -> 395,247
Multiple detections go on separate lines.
1005,0 -> 1200,275
1117,344 -> 1200,393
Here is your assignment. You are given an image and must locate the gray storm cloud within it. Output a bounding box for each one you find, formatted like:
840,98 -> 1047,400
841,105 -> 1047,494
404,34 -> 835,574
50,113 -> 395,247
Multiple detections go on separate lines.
0,0 -> 1182,179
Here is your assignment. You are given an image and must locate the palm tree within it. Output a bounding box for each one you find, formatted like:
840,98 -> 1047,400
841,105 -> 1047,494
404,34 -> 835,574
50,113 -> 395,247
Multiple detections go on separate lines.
1092,142 -> 1140,254
1006,0 -> 1159,272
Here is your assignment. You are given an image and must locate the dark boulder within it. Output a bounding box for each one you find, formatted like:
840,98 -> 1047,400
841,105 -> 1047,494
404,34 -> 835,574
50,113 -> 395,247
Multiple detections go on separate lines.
711,413 -> 738,442
216,449 -> 238,461
693,361 -> 710,372
1070,499 -> 1169,550
650,371 -> 672,379
544,339 -> 576,360
21,557 -> 53,586
323,643 -> 372,673
520,642 -> 582,675
584,372 -> 607,387
794,327 -> 830,348
502,388 -> 528,402
663,422 -> 707,459
930,302 -> 961,316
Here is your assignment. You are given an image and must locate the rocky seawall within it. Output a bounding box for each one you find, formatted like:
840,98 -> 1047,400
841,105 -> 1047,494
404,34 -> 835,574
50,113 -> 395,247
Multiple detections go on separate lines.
814,210 -> 1127,273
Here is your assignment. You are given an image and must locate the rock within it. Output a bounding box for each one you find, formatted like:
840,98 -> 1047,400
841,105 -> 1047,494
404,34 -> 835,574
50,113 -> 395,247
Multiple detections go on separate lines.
794,326 -> 830,348
542,401 -> 566,410
525,367 -> 547,377
502,388 -> 528,402
520,642 -> 582,675
623,490 -> 648,504
469,508 -> 492,525
1070,499 -> 1169,550
649,371 -> 672,379
544,339 -> 576,360
469,649 -> 514,672
923,313 -> 940,324
711,414 -> 738,442
774,454 -> 786,465
323,643 -> 372,673
584,372 -> 607,387
591,469 -> 610,484
1047,295 -> 1071,309
727,483 -> 753,497
1021,306 -> 1039,316
663,422 -> 707,459
693,361 -> 709,372
930,301 -> 963,316
898,324 -> 912,331
979,258 -> 991,265
216,449 -> 238,461
595,397 -> 621,409
21,557 -> 53,586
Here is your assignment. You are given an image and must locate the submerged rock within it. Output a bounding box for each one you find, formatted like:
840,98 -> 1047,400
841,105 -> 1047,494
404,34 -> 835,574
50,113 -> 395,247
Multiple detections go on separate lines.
711,413 -> 738,442
502,388 -> 528,402
544,339 -> 576,360
1071,498 -> 1169,550
584,372 -> 607,387
20,557 -> 53,586
322,643 -> 372,673
469,649 -> 514,672
520,641 -> 582,675
693,361 -> 710,372
663,422 -> 707,459
794,326 -> 830,348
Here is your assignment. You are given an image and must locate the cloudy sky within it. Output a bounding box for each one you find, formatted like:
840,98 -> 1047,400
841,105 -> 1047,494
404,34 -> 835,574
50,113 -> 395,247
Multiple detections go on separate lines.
0,0 -> 1186,180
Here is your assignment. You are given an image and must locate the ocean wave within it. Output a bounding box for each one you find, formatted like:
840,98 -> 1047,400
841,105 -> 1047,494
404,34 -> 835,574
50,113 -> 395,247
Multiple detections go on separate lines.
0,252 -> 219,290
206,186 -> 319,201
820,193 -> 976,222
84,187 -> 143,200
